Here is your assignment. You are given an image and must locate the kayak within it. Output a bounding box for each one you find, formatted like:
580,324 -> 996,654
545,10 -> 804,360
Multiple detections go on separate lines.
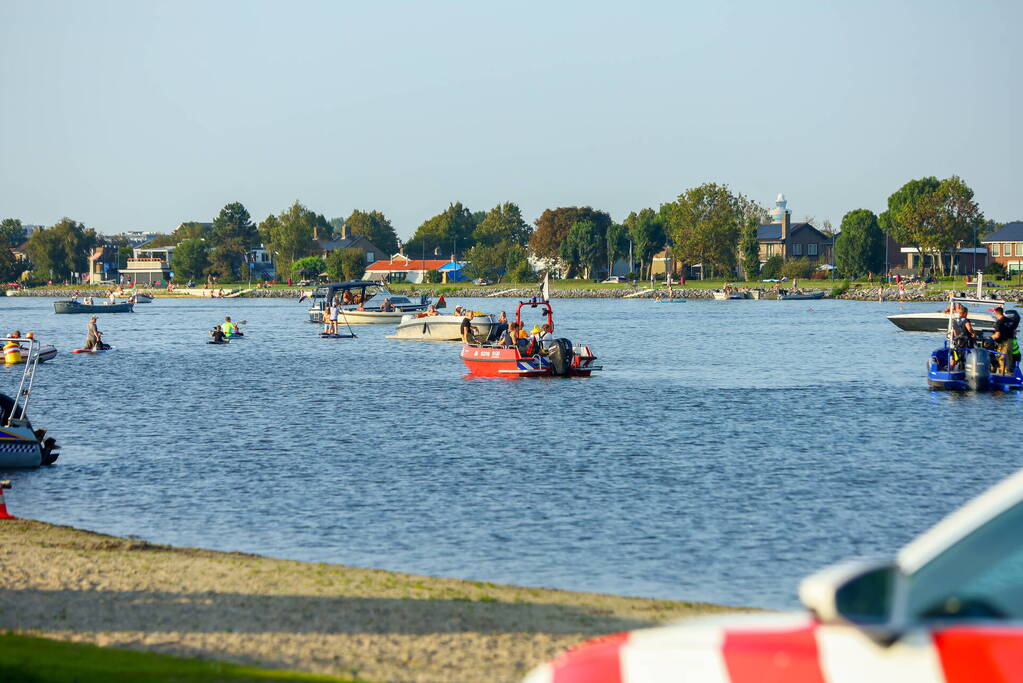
224,334 -> 244,339
72,347 -> 116,354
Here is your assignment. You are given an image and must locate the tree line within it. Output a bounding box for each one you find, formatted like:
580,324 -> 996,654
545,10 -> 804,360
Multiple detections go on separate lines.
0,175 -> 1009,285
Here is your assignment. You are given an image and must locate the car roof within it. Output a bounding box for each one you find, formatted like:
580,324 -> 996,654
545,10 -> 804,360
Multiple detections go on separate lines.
898,467 -> 1023,573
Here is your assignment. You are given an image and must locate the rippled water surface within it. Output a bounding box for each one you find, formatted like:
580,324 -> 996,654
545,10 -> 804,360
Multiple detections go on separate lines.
2,295 -> 1021,609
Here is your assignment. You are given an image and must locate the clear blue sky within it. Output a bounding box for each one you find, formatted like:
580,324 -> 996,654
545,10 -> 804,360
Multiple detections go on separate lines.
1,1 -> 1019,239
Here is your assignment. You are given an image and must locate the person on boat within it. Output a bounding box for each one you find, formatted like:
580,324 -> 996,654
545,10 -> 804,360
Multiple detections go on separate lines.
3,333 -> 23,365
210,325 -> 227,343
452,305 -> 464,317
84,296 -> 94,305
538,323 -> 555,353
950,306 -> 976,368
497,321 -> 516,348
107,290 -> 116,305
460,311 -> 479,344
416,304 -> 439,318
84,317 -> 109,350
990,306 -> 1018,374
380,298 -> 395,312
341,289 -> 353,304
492,311 -> 508,340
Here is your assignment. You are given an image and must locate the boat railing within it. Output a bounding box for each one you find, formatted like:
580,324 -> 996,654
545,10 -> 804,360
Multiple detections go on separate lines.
1,337 -> 40,427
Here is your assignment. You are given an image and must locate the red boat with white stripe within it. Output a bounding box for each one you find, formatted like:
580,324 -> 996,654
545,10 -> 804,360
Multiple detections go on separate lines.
461,299 -> 600,378
525,468 -> 1023,682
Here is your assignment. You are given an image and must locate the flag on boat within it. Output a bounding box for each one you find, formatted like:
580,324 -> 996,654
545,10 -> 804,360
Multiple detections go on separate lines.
540,272 -> 550,302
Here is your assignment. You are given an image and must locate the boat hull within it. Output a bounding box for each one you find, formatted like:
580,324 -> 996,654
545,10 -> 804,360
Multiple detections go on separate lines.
778,291 -> 825,300
927,346 -> 1022,391
388,314 -> 496,341
461,344 -> 599,378
0,423 -> 50,467
54,300 -> 134,314
890,312 -> 995,333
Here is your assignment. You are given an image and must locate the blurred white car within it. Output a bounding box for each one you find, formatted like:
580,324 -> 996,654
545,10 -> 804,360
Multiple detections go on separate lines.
602,276 -> 626,284
526,468 -> 1023,682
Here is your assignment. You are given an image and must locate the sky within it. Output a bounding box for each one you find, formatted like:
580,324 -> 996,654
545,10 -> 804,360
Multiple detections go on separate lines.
1,0 -> 1019,239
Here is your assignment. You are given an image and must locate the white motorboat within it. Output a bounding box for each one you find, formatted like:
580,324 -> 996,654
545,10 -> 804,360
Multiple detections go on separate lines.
0,337 -> 60,467
712,290 -> 750,300
118,292 -> 154,303
888,308 -> 996,332
888,275 -> 1005,332
388,313 -> 497,341
306,280 -> 430,324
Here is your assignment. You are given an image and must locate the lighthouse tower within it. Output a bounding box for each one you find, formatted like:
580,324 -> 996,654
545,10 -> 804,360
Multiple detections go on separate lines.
768,193 -> 791,224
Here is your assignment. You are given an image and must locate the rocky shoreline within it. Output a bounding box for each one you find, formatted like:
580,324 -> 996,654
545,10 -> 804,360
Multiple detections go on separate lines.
6,285 -> 1022,303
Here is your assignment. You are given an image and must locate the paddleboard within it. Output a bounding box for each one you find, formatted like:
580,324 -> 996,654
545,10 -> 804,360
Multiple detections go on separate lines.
654,299 -> 687,303
207,340 -> 230,345
224,334 -> 245,339
319,333 -> 356,339
72,347 -> 116,354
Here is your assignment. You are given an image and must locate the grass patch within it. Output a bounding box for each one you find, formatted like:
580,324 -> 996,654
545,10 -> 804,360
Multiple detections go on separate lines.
0,633 -> 359,683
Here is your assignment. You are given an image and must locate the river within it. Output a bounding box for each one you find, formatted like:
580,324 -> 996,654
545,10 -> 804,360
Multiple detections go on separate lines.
1,295 -> 1021,610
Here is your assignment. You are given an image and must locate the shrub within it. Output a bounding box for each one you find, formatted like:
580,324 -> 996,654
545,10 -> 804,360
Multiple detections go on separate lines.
830,279 -> 850,297
761,255 -> 783,279
425,269 -> 442,284
983,262 -> 1006,277
780,258 -> 816,280
507,259 -> 534,283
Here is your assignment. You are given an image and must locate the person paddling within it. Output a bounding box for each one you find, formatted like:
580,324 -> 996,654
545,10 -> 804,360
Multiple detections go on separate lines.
222,316 -> 242,337
210,325 -> 227,343
84,316 -> 109,350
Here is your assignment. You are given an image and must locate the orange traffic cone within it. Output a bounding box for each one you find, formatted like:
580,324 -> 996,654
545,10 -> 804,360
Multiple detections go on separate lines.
0,481 -> 15,519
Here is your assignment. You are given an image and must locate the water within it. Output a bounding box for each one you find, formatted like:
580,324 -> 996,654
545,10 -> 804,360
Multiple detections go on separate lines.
2,295 -> 1021,610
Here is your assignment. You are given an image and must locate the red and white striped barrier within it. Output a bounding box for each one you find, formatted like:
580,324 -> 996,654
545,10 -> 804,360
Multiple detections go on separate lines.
524,612 -> 1023,683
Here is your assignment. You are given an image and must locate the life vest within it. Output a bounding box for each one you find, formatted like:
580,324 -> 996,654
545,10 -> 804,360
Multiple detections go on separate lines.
3,342 -> 23,365
222,321 -> 235,335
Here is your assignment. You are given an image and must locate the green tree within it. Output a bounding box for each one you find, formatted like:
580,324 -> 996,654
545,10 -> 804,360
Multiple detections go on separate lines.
761,254 -> 783,279
340,248 -> 366,281
736,194 -> 767,280
24,218 -> 98,281
878,177 -> 940,275
260,202 -> 318,277
207,244 -> 245,280
209,203 -> 257,280
0,218 -> 26,245
464,240 -> 530,281
834,209 -> 885,278
0,236 -> 19,281
530,207 -> 612,269
170,238 -> 211,282
559,219 -> 604,279
606,223 -> 628,277
660,183 -> 740,278
291,256 -> 325,279
473,202 -> 532,247
406,202 -> 477,257
342,210 -> 399,255
325,249 -> 344,280
623,208 -> 665,280
930,176 -> 984,275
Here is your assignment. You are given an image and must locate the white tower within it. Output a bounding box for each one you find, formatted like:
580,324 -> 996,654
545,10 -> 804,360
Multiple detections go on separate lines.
768,193 -> 791,224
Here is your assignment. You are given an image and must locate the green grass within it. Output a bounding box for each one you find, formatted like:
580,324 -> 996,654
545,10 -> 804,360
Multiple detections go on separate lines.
0,633 -> 361,683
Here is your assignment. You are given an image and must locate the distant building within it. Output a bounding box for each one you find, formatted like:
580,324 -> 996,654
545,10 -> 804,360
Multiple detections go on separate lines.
247,246 -> 275,280
316,225 -> 383,268
113,231 -> 160,247
87,246 -> 120,284
363,254 -> 449,283
122,246 -> 175,284
981,221 -> 1023,274
756,194 -> 833,264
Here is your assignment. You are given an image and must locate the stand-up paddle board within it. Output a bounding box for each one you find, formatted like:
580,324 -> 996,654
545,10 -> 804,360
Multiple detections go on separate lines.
72,347 -> 116,354
319,333 -> 356,339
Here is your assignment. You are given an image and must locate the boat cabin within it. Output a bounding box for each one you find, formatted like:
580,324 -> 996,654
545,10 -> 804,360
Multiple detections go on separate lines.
308,280 -> 423,312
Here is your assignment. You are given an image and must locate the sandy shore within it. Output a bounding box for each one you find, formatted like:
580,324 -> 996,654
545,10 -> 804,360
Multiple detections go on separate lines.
0,519 -> 736,682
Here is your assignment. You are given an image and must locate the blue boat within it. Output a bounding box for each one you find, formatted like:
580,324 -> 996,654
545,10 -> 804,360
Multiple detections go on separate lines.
927,296 -> 1022,391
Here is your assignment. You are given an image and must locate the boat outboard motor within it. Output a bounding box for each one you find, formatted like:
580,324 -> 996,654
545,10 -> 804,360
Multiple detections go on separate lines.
966,348 -> 991,391
548,338 -> 574,376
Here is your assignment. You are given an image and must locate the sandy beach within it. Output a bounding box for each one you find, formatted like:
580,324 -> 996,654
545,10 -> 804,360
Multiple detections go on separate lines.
0,519 -> 736,682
